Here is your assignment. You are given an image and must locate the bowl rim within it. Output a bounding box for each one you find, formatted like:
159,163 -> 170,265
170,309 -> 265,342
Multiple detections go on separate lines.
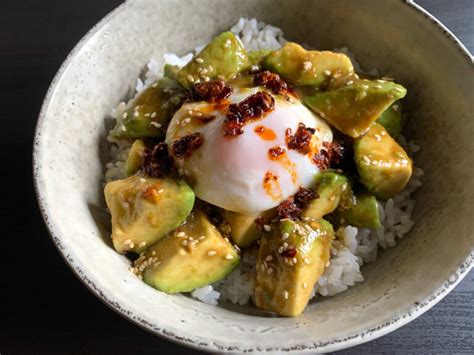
33,0 -> 473,352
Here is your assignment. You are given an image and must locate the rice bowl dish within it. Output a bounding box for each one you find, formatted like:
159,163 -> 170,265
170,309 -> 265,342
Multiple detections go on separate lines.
104,18 -> 423,316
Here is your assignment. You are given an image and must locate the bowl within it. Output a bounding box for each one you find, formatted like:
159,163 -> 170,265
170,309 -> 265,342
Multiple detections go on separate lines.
33,0 -> 473,352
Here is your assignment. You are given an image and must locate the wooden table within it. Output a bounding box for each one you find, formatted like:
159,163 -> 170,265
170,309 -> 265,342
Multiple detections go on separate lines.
1,0 -> 472,353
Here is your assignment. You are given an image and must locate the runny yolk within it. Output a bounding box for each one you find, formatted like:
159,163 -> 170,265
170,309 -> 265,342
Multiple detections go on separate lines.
254,125 -> 276,141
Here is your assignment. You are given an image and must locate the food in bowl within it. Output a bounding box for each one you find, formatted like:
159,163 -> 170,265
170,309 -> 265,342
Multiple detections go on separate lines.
103,18 -> 423,316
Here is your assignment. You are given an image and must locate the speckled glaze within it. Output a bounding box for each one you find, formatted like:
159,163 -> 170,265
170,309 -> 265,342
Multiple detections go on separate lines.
33,0 -> 473,352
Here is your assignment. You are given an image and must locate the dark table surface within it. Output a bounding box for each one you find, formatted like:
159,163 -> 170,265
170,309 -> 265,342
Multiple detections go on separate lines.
1,0 -> 472,354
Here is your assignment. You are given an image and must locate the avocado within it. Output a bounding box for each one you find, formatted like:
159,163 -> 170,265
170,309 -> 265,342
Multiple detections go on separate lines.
301,172 -> 351,220
262,42 -> 354,87
219,209 -> 274,248
163,64 -> 179,80
340,193 -> 381,229
104,176 -> 195,254
376,101 -> 403,137
254,219 -> 334,316
176,32 -> 251,89
354,123 -> 413,199
124,140 -> 146,176
248,49 -> 271,66
112,77 -> 186,139
303,79 -> 407,138
136,210 -> 240,293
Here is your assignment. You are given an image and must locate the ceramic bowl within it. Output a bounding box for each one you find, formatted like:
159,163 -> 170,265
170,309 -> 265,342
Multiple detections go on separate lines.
33,0 -> 473,352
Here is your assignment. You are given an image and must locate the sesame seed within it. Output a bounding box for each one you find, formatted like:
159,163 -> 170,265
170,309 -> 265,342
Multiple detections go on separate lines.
122,112 -> 128,119
225,39 -> 231,47
138,241 -> 146,248
152,82 -> 158,88
187,75 -> 195,83
144,112 -> 151,117
392,104 -> 399,111
278,246 -> 284,254
381,131 -> 386,136
181,240 -> 188,246
283,290 -> 289,299
225,254 -> 234,260
207,250 -> 217,256
283,242 -> 288,250
152,250 -> 156,256
198,235 -> 205,240
217,74 -> 225,80
292,257 -> 298,264
177,231 -> 186,237
304,224 -> 312,232
265,255 -> 273,262
263,224 -> 271,232
123,239 -> 132,245
183,118 -> 191,124
303,282 -> 308,288
196,57 -> 204,63
139,178 -> 146,183
326,261 -> 330,267
346,80 -> 354,85
151,112 -> 157,118
371,160 -> 378,165
157,189 -> 164,193
267,267 -> 273,275
282,232 -> 289,240
129,242 -> 135,249
363,156 -> 371,164
150,122 -> 162,128
120,125 -> 127,132
304,257 -> 310,264
303,61 -> 312,70
122,201 -> 130,209
324,70 -> 331,76
188,236 -> 194,241
200,69 -> 208,75
374,134 -> 382,141
134,111 -> 139,117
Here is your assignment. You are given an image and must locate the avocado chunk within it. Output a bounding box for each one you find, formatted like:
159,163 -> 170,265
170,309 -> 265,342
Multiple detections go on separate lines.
124,140 -> 146,176
219,209 -> 274,248
136,210 -> 240,293
303,79 -> 407,138
254,219 -> 334,316
376,101 -> 403,137
176,32 -> 251,88
163,64 -> 179,80
263,42 -> 354,87
248,49 -> 271,66
354,123 -> 413,199
340,193 -> 381,229
301,172 -> 351,219
112,77 -> 186,139
104,176 -> 195,253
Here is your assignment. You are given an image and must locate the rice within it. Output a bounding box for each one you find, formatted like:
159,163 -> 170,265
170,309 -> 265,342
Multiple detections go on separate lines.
103,18 -> 423,307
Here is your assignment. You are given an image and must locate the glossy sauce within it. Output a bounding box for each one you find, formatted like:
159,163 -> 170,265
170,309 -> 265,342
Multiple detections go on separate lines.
254,125 -> 276,141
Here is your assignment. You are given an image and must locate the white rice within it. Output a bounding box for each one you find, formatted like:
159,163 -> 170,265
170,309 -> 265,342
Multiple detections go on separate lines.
104,18 -> 423,307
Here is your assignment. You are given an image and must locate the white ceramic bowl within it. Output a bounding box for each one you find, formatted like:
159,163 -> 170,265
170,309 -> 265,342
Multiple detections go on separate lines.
33,0 -> 473,352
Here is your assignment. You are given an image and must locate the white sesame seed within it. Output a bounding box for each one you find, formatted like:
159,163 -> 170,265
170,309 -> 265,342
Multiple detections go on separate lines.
139,178 -> 146,183
177,231 -> 186,237
208,250 -> 217,256
157,189 -> 164,193
152,82 -> 158,88
134,111 -> 139,117
324,70 -> 331,76
325,261 -> 330,267
144,112 -> 151,117
152,250 -> 156,256
150,121 -> 162,128
138,241 -> 146,248
151,112 -> 157,118
122,112 -> 128,119
303,282 -> 308,288
304,257 -> 310,264
120,125 -> 127,132
195,57 -> 204,63
263,224 -> 271,232
392,104 -> 399,111
283,242 -> 288,249
304,224 -> 312,232
292,257 -> 298,264
225,39 -> 231,47
374,134 -> 382,141
282,232 -> 289,240
278,247 -> 284,254
181,240 -> 188,246
198,235 -> 205,240
187,75 -> 195,83
225,254 -> 234,260
123,239 -> 132,245
200,68 -> 208,75
381,131 -> 386,136
122,201 -> 130,209
265,255 -> 273,262
303,61 -> 312,70
283,290 -> 289,299
267,267 -> 274,275
363,155 -> 371,164
129,242 -> 135,249
346,80 -> 354,85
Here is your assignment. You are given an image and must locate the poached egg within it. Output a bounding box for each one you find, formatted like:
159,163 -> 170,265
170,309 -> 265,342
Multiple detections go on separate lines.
166,86 -> 332,213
